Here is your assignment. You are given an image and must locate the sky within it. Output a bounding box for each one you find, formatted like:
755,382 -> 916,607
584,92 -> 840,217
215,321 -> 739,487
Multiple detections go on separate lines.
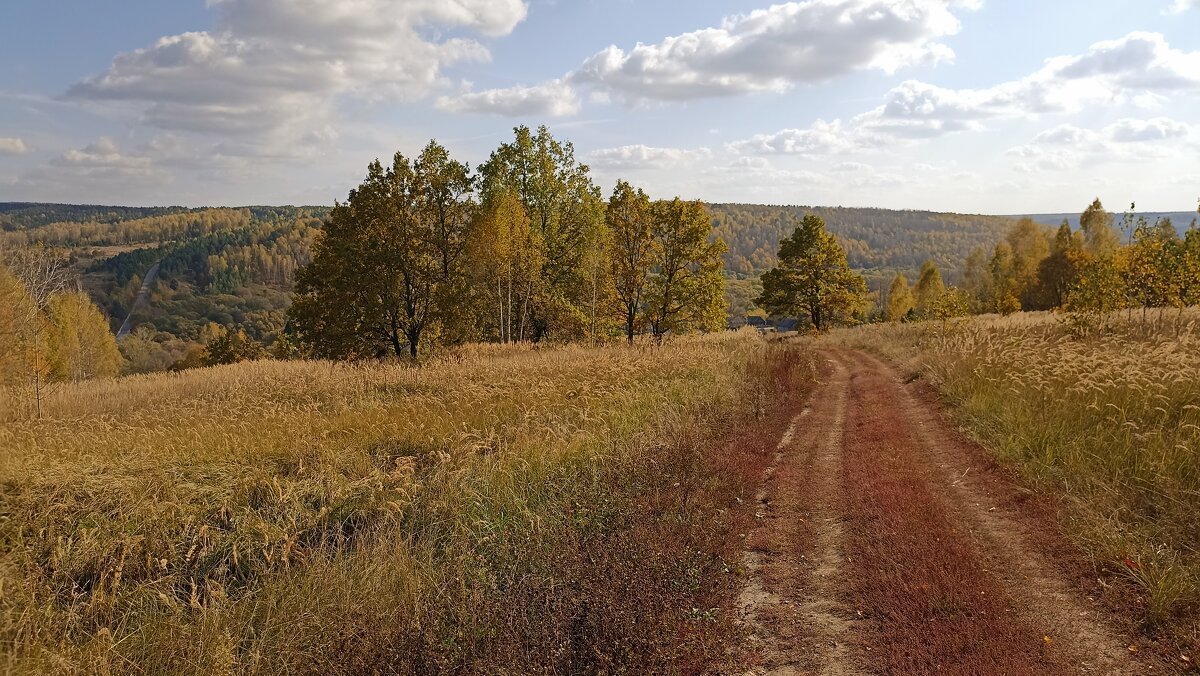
1,0 -> 1198,213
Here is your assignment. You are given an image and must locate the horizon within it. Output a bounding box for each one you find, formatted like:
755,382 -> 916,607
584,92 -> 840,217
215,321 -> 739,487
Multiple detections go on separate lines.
2,199 -> 1197,219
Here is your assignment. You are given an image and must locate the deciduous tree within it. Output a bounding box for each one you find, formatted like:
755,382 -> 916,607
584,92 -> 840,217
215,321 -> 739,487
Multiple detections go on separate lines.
756,215 -> 866,331
291,141 -> 474,359
478,126 -> 603,341
606,180 -> 653,343
1081,198 -> 1119,256
913,260 -> 945,317
886,274 -> 914,322
644,199 -> 727,338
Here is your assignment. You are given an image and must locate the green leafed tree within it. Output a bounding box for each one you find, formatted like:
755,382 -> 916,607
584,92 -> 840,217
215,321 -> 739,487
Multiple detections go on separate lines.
756,214 -> 866,331
478,125 -> 604,341
290,140 -> 475,359
606,180 -> 653,343
644,198 -> 728,339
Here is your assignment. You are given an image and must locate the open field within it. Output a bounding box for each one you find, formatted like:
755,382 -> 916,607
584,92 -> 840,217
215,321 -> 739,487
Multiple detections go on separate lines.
823,312 -> 1200,664
0,334 -> 818,674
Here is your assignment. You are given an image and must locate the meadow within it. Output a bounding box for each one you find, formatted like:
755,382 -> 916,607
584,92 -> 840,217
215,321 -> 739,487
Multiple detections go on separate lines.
0,334 -> 816,674
828,312 -> 1200,644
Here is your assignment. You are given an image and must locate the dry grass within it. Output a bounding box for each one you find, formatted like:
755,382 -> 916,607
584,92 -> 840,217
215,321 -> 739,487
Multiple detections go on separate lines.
0,334 -> 818,674
824,312 -> 1200,642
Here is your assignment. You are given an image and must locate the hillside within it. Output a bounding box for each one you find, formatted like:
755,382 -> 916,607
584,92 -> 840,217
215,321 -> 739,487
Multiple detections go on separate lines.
711,204 -> 1017,280
1,204 -> 327,371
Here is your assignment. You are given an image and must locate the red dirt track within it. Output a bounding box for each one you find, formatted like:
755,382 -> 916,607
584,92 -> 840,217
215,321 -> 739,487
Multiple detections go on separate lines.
734,350 -> 1139,675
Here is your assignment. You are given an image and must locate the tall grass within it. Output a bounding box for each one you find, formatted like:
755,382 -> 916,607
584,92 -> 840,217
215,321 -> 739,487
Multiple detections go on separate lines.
1,334 -> 817,673
828,312 -> 1200,635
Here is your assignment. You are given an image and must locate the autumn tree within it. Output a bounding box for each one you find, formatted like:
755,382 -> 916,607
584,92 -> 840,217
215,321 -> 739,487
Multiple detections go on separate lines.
0,263 -> 34,391
470,188 -> 542,343
886,274 -> 914,322
1005,218 -> 1051,308
961,246 -> 994,313
1081,198 -> 1119,256
1124,214 -> 1182,312
757,215 -> 866,331
606,180 -> 653,343
987,242 -> 1022,315
478,125 -> 604,341
4,246 -> 70,416
203,327 -> 265,366
644,198 -> 728,339
45,292 -> 122,381
913,260 -> 945,317
1029,221 -> 1086,310
290,140 -> 475,359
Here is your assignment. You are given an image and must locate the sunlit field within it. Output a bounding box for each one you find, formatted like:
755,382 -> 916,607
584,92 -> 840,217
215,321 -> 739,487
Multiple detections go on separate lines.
0,334 -> 817,674
826,311 -> 1200,637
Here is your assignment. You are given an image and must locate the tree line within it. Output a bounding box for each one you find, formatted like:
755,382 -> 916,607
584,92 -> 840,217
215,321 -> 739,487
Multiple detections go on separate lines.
288,126 -> 727,359
879,198 -> 1200,328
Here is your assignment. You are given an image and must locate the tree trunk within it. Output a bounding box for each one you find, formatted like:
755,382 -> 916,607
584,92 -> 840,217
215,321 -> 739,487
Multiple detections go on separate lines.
407,327 -> 420,360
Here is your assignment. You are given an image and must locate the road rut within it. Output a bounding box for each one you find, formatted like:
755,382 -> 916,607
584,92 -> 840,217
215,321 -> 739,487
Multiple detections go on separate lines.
735,350 -> 1135,675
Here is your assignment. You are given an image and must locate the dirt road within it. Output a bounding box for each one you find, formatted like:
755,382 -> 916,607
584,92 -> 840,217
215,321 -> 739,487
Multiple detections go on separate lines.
736,350 -> 1138,675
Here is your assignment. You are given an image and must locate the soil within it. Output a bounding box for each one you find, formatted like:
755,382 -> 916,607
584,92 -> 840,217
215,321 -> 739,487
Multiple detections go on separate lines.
731,349 -> 1154,675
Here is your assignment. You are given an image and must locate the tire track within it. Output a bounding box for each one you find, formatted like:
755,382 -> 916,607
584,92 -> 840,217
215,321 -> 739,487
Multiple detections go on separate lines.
736,355 -> 862,675
734,349 -> 1136,675
852,349 -> 1133,675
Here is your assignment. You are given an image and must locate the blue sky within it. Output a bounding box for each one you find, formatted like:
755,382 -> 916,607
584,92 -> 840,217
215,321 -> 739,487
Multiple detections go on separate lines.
1,0 -> 1198,213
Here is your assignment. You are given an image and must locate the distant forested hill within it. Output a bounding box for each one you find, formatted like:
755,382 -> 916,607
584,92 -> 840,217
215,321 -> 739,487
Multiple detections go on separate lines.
710,204 -> 1017,279
0,203 -> 198,230
0,204 -> 328,370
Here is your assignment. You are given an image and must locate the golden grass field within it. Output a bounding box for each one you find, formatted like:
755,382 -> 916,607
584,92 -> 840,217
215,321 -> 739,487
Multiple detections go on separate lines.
1,334 -> 817,674
826,311 -> 1200,643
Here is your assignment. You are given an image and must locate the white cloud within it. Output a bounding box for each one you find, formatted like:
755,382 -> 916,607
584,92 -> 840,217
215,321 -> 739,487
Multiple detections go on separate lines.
1104,117 -> 1191,142
66,0 -> 528,144
1006,118 -> 1190,173
1163,0 -> 1199,14
830,161 -> 872,173
53,137 -> 155,175
732,31 -> 1200,159
588,144 -> 713,170
0,138 -> 28,154
853,32 -> 1200,140
15,138 -> 171,202
436,79 -> 579,117
571,0 -> 975,103
726,119 -> 865,156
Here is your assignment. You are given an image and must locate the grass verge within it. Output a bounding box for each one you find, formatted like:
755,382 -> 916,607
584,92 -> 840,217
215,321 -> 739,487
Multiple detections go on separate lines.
1,335 -> 818,674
